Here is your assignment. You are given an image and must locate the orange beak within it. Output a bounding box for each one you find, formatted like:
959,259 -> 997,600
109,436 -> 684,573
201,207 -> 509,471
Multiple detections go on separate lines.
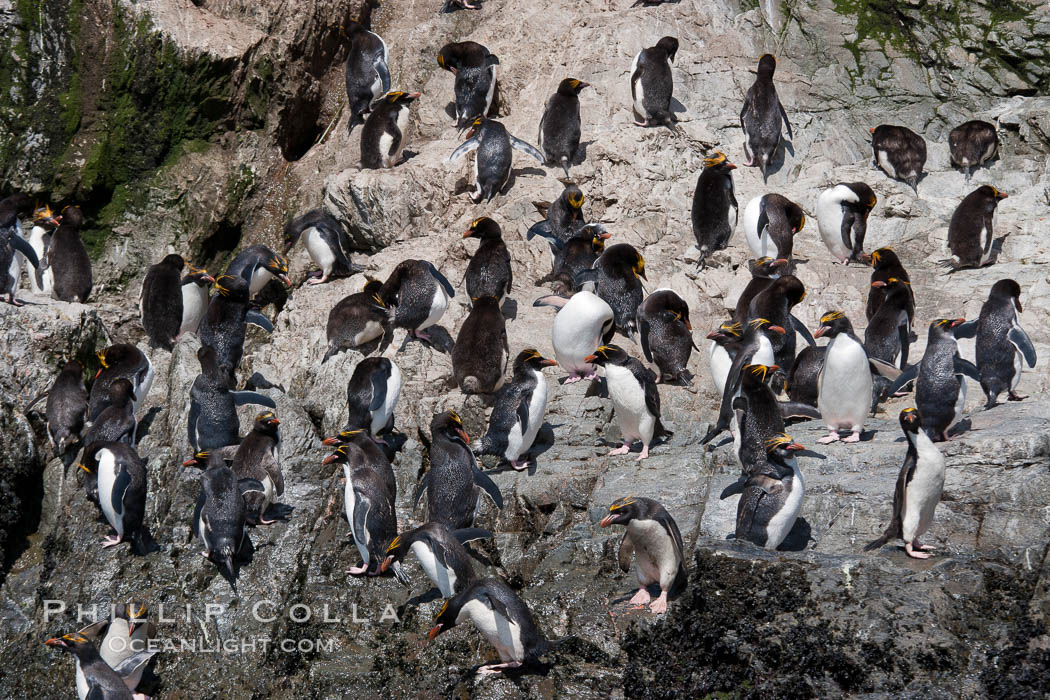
540,358 -> 558,367
427,625 -> 443,641
813,327 -> 827,338
322,436 -> 342,446
322,453 -> 339,465
462,229 -> 474,238
768,325 -> 787,335
584,354 -> 598,363
380,556 -> 393,573
871,280 -> 886,288
456,428 -> 470,444
599,514 -> 616,528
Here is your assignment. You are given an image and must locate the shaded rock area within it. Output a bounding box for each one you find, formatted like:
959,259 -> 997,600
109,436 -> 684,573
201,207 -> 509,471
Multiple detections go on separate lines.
2,0 -> 1050,697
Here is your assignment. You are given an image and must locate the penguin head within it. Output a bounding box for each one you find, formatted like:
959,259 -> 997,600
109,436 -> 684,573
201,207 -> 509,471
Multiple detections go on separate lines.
263,252 -> 292,285
44,633 -> 95,657
655,36 -> 679,62
185,265 -> 215,285
375,91 -> 422,111
870,277 -> 910,302
514,348 -> 558,373
899,407 -> 923,435
463,117 -> 485,139
463,216 -> 502,240
558,78 -> 590,95
772,275 -> 807,307
59,205 -> 84,227
764,433 -> 804,459
707,321 -> 743,343
564,184 -> 585,214
114,601 -> 149,635
584,344 -> 629,367
602,243 -> 646,280
976,185 -> 1009,209
32,203 -> 61,227
381,527 -> 422,572
107,378 -> 137,405
432,411 -> 470,447
748,317 -> 787,336
703,152 -> 736,171
813,311 -> 853,339
742,364 -> 781,388
930,317 -> 966,340
322,428 -> 366,447
757,53 -> 777,78
989,279 -> 1023,312
428,595 -> 466,640
851,183 -> 878,216
869,247 -> 900,271
182,450 -> 216,469
213,274 -> 241,298
786,203 -> 806,234
751,257 -> 788,277
321,443 -> 354,465
599,496 -> 647,527
160,253 -> 185,269
77,442 -> 107,476
254,411 -> 281,434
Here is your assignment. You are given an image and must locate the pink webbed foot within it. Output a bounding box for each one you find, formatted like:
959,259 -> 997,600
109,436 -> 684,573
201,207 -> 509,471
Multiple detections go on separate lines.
306,274 -> 328,285
412,329 -> 433,342
563,375 -> 582,384
633,119 -> 649,126
608,443 -> 631,456
583,372 -> 599,381
817,431 -> 841,444
1009,391 -> 1028,401
511,459 -> 528,471
476,661 -> 521,676
636,444 -> 650,462
101,535 -> 122,548
628,587 -> 651,608
372,435 -> 389,446
649,592 -> 669,614
842,431 -> 861,443
347,564 -> 369,575
905,541 -> 933,559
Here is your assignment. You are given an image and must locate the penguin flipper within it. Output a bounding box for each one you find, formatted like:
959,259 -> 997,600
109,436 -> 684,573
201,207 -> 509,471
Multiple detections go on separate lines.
112,649 -> 159,679
112,464 -> 132,518
246,311 -> 274,332
865,455 -> 909,551
368,370 -> 388,412
452,527 -> 493,544
472,465 -> 504,509
374,58 -> 392,95
885,364 -> 918,395
1008,327 -> 1037,368
573,268 -> 598,287
532,294 -> 569,309
746,473 -> 785,495
188,399 -> 201,452
351,490 -> 373,552
617,531 -> 635,572
412,473 -> 430,510
778,100 -> 793,140
508,135 -> 546,164
868,357 -> 903,380
643,372 -> 662,427
778,401 -> 820,420
790,314 -> 815,346
231,391 -> 278,409
638,316 -> 654,363
262,452 -> 285,496
952,320 -> 978,339
515,393 -> 531,439
525,221 -> 560,248
76,620 -> 108,639
448,136 -> 481,163
423,261 -> 456,298
653,509 -> 685,566
10,233 -> 39,269
954,356 -> 981,382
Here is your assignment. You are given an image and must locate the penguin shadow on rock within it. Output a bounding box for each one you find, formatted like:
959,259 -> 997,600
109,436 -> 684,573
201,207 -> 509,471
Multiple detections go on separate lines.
399,325 -> 454,353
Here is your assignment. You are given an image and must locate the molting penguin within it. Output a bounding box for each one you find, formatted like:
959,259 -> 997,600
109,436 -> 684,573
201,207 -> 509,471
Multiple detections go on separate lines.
343,0 -> 389,134
427,577 -> 565,675
740,54 -> 793,182
187,345 -> 276,452
742,193 -> 805,260
361,91 -> 421,169
474,349 -> 557,470
180,266 -> 215,337
29,359 -> 87,455
526,181 -> 587,246
538,78 -> 589,177
577,243 -> 646,339
453,53 -> 500,129
83,378 -> 137,447
953,279 -> 1036,408
140,253 -> 185,350
323,279 -> 392,362
452,295 -> 509,394
867,247 -> 914,323
224,245 -> 291,297
543,223 -> 609,295
600,496 -> 686,614
414,411 -> 503,529
44,632 -> 136,700
816,182 -> 877,263
732,256 -> 789,325
863,408 -> 945,558
734,433 -> 806,550
637,289 -> 697,384
0,195 -> 43,305
886,318 -> 980,442
231,411 -> 284,525
870,124 -> 926,193
341,356 -> 402,439
814,311 -> 872,444
630,36 -> 679,129
379,259 -> 456,343
448,117 -> 545,203
342,462 -> 406,581
198,274 -> 274,372
533,289 -> 614,383
692,152 -> 738,268
185,449 -> 249,580
88,345 -> 153,421
81,442 -> 149,554
381,522 -> 492,596
283,208 -> 364,285
49,205 -> 92,303
949,120 -> 998,179
462,216 -> 512,304
946,185 -> 1007,270
586,344 -> 671,461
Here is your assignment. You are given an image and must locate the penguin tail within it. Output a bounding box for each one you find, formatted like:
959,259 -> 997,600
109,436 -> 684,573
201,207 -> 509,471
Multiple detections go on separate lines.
656,419 -> 674,440
461,376 -> 482,394
862,531 -> 892,552
390,560 -> 410,586
322,344 -> 341,364
695,248 -> 709,270
24,390 -> 48,412
670,563 -> 689,596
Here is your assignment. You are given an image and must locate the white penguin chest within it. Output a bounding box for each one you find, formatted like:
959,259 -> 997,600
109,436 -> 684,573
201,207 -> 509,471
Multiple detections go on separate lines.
304,227 -> 337,274
552,294 -> 612,372
410,540 -> 456,597
764,464 -> 805,550
419,284 -> 449,331
181,283 -> 209,335
901,436 -> 945,541
817,335 -> 871,425
816,190 -> 851,260
876,150 -> 896,178
742,196 -> 766,257
627,519 -> 679,589
460,599 -> 524,663
605,364 -> 654,442
709,341 -> 732,396
753,335 -> 775,368
631,53 -> 648,117
97,450 -> 122,534
507,373 -> 548,460
250,267 -> 274,296
371,364 -> 402,436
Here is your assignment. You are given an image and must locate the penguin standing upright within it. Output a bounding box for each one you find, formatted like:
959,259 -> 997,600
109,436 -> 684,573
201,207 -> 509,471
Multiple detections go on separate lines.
343,0 -> 389,134
323,279 -> 392,362
526,181 -> 587,245
381,522 -> 493,596
88,345 -> 153,421
48,206 -> 92,303
786,346 -> 824,407
322,429 -> 396,502
732,257 -> 789,325
379,259 -> 456,343
577,243 -> 647,339
361,91 -> 422,169
599,496 -> 686,614
140,253 -> 186,350
187,346 -> 276,452
45,633 -> 135,700
870,124 -> 926,192
864,277 -> 913,369
19,204 -> 60,295
731,364 -> 790,471
342,463 -> 407,581
427,577 -> 564,675
740,54 -> 792,182
637,289 -> 697,384
475,349 -> 558,470
185,450 -> 249,579
414,411 -> 503,529
867,247 -> 914,324
953,279 -> 1036,407
454,54 -> 500,129
886,319 -> 980,442
586,344 -> 671,461
706,320 -> 743,396
746,274 -> 813,375
692,152 -> 738,268
864,408 -> 945,558
0,194 -> 40,306
533,290 -> 614,383
735,433 -> 806,550
198,274 -> 274,373
82,442 -> 149,554
742,193 -> 805,260
283,208 -> 364,285
33,359 -> 87,455
946,185 -> 1008,270
180,266 -> 215,338
630,36 -> 679,129
448,117 -> 545,202
816,183 -> 877,263
231,411 -> 284,525
224,245 -> 291,297
341,356 -> 402,439
83,379 -> 137,447
814,311 -> 872,444
452,296 -> 509,394
949,120 -> 998,179
462,216 -> 512,303
703,318 -> 782,445
83,601 -> 157,694
538,78 -> 589,177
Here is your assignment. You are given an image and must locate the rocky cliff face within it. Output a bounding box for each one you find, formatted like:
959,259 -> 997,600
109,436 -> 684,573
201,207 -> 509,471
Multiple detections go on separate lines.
2,0 -> 1050,697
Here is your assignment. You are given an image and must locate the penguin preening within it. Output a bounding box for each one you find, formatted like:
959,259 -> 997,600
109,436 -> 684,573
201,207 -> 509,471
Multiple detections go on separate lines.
538,78 -> 589,177
16,204 -> 60,296
224,245 -> 291,297
746,274 -> 813,376
533,289 -> 614,383
88,344 -> 153,421
864,277 -> 913,370
462,216 -> 512,303
870,124 -> 926,193
576,242 -> 647,339
82,378 -> 137,447
867,247 -> 914,325
451,295 -> 509,394
378,259 -> 456,343
453,53 -> 500,130
815,182 -> 877,263
734,433 -> 806,550
474,349 -> 557,470
343,0 -> 390,134
436,41 -> 492,75
742,193 -> 805,260
198,274 -> 274,373
600,496 -> 686,614
946,185 -> 1008,270
692,152 -> 738,268
732,257 -> 789,325
740,54 -> 793,182
863,408 -> 945,559
283,207 -> 364,285
321,432 -> 396,504
140,253 -> 186,350
78,601 -> 158,694
537,223 -> 609,295
586,344 -> 671,461
948,120 -> 998,179
381,521 -> 492,596
630,36 -> 679,130
448,117 -> 545,202
323,279 -> 392,362
49,205 -> 93,304
361,91 -> 421,169
526,181 -> 588,246
637,288 -> 697,384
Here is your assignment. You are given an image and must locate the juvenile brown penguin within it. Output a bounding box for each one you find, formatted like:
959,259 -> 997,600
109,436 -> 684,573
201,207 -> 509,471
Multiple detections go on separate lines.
949,120 -> 998,179
452,295 -> 509,394
538,78 -> 589,177
140,253 -> 185,350
946,185 -> 1007,270
462,216 -> 512,303
870,124 -> 926,193
692,152 -> 738,268
49,205 -> 92,303
740,54 -> 793,182
323,279 -> 392,362
361,91 -> 421,169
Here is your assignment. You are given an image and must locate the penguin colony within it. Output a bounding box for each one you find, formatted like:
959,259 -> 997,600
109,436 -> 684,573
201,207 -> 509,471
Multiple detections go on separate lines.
1,0 -> 1038,690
